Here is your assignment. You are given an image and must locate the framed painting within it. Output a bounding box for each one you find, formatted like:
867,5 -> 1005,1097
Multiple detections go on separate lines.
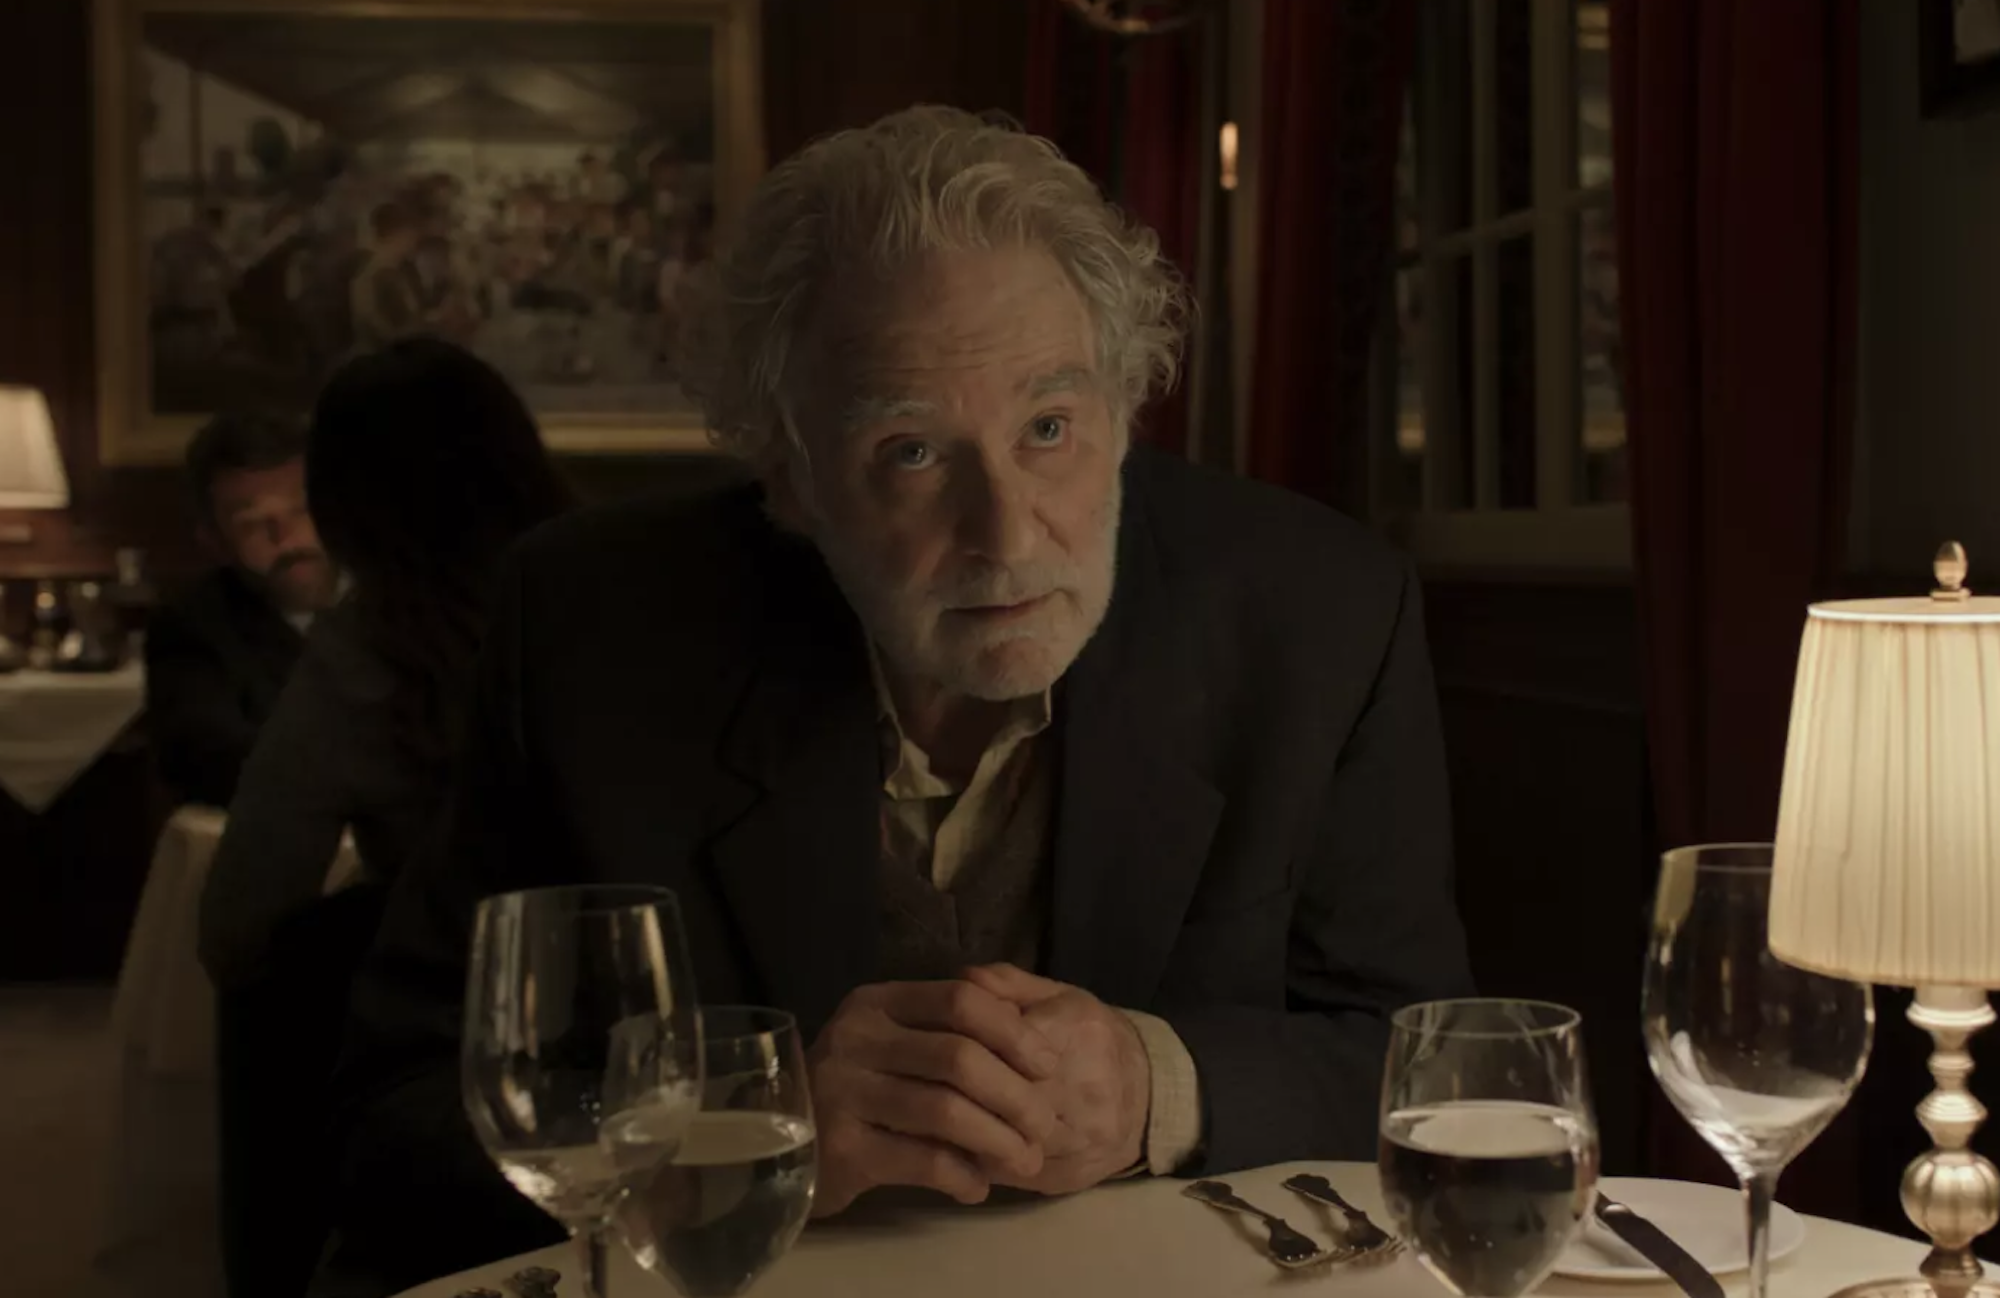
92,0 -> 764,464
1921,0 -> 2000,117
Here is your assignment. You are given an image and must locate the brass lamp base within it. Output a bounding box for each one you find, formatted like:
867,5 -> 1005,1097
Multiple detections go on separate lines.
1831,988 -> 2000,1298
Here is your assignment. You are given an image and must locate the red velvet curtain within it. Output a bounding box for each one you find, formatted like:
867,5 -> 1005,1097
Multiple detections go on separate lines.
1612,0 -> 1859,1213
1613,0 -> 1857,855
1245,0 -> 1415,510
1025,1 -> 1202,455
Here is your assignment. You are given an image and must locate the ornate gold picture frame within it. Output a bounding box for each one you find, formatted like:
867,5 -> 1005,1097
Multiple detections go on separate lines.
92,0 -> 763,464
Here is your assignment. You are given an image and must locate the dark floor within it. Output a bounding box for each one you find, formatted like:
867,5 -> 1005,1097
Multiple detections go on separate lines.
0,985 -> 219,1298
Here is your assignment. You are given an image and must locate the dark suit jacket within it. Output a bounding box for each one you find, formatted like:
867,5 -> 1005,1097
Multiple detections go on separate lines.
323,448 -> 1472,1294
145,567 -> 306,807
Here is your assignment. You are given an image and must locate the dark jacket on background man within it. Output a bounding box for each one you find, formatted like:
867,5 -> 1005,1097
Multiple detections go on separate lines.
318,447 -> 1474,1296
145,568 -> 308,806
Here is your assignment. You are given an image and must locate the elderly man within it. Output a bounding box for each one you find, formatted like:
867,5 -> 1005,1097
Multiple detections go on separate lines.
325,107 -> 1470,1292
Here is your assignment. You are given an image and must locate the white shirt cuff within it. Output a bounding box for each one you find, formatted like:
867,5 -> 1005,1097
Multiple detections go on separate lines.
1118,1008 -> 1204,1175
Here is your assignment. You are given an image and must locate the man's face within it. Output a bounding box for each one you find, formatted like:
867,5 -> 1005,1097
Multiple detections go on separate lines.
785,246 -> 1125,702
205,459 -> 335,613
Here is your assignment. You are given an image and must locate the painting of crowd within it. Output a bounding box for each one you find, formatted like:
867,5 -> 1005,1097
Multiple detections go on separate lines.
148,131 -> 716,416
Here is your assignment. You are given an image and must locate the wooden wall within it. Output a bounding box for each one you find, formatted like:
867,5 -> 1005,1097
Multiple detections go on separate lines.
1422,576 -> 1652,1175
0,0 -> 1028,587
0,0 -> 187,579
762,0 -> 1029,161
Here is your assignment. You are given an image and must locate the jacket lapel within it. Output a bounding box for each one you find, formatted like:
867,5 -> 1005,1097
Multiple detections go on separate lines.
701,545 -> 882,1039
1047,468 -> 1224,1011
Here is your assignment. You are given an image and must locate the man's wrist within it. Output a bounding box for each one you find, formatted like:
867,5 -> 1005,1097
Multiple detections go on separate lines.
1117,1009 -> 1204,1175
1117,1008 -> 1151,1169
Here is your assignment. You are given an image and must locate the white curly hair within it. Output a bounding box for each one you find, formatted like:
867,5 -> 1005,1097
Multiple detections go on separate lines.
676,105 -> 1190,468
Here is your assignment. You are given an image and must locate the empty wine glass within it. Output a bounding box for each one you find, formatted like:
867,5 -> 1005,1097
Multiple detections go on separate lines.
618,1006 -> 815,1297
1379,999 -> 1600,1297
463,885 -> 704,1298
1643,844 -> 1874,1298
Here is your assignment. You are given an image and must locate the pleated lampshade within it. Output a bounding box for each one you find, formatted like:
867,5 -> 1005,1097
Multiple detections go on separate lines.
0,385 -> 67,510
1770,546 -> 2000,988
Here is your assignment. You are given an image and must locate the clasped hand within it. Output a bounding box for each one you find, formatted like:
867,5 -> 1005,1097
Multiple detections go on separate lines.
807,963 -> 1151,1216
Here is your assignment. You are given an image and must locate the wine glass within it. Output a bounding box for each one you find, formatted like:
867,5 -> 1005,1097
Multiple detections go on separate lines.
1643,843 -> 1874,1298
1379,998 -> 1600,1298
618,1006 -> 816,1297
463,885 -> 704,1298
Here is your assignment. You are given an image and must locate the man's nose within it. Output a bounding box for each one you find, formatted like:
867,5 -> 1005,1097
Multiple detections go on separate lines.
959,457 -> 1040,566
273,513 -> 313,551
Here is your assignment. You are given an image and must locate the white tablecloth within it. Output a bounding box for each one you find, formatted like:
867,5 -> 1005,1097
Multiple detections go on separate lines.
97,805 -> 361,1281
0,664 -> 145,811
398,1160 -> 1953,1298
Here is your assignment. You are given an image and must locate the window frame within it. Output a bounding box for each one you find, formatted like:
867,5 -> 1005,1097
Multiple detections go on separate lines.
1372,0 -> 1630,573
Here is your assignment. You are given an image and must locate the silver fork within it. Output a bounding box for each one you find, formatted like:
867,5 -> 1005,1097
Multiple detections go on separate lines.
1182,1179 -> 1332,1268
1281,1173 -> 1404,1260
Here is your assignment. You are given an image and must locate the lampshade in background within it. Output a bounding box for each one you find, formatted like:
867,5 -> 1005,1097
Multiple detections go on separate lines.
0,385 -> 69,510
1769,548 -> 2000,1297
1770,588 -> 2000,987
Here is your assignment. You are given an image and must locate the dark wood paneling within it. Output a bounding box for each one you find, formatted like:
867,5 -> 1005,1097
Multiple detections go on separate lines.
1422,576 -> 1650,1173
0,1 -> 191,579
762,0 -> 1028,160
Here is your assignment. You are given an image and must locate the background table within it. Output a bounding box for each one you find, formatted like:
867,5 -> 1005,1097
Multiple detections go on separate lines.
399,1160 -> 1954,1298
0,663 -> 145,812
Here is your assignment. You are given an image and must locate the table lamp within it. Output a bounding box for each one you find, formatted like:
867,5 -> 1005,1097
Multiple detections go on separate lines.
0,385 -> 69,544
1771,541 -> 2000,1298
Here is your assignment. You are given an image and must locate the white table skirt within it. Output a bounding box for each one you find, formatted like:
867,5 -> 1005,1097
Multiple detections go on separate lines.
0,663 -> 145,812
397,1160 -> 1952,1298
97,805 -> 361,1279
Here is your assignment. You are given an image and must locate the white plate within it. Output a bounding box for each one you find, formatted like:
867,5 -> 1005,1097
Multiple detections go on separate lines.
1553,1176 -> 1806,1282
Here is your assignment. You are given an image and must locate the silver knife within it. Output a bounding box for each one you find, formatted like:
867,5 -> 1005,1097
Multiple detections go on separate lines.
1593,1196 -> 1725,1298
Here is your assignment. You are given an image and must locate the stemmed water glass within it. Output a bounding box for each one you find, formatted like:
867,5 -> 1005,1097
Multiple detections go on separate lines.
463,885 -> 704,1298
1642,844 -> 1874,1298
618,1006 -> 817,1296
1379,998 -> 1601,1298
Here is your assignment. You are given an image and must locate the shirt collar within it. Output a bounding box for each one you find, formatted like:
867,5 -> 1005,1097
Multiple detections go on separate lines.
866,641 -> 1053,798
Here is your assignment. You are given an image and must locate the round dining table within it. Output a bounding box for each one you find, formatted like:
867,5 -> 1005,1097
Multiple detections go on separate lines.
396,1159 -> 1954,1298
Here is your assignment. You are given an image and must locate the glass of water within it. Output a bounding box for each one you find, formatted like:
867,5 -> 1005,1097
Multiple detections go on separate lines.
1643,844 -> 1873,1298
618,1006 -> 816,1297
1380,999 -> 1600,1297
463,885 -> 704,1298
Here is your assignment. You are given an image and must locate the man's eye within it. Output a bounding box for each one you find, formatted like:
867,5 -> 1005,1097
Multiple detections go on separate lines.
889,441 -> 934,470
1029,415 -> 1069,446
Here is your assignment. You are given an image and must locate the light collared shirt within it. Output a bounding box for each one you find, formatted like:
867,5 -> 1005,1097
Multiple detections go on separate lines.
868,647 -> 1203,1175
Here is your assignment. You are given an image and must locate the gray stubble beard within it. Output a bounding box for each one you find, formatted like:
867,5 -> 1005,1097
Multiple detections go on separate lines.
812,473 -> 1123,704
